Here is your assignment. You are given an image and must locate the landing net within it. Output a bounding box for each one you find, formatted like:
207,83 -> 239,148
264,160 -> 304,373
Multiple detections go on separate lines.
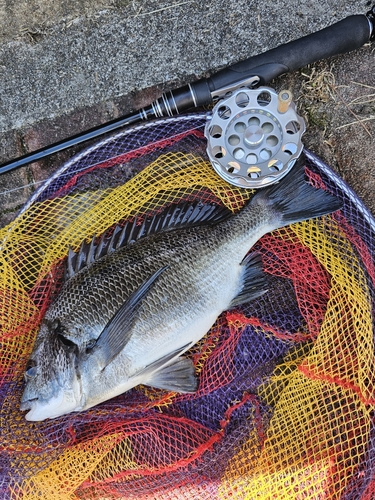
1,113 -> 374,499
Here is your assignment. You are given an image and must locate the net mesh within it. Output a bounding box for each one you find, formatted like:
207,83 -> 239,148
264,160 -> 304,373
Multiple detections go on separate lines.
1,113 -> 374,499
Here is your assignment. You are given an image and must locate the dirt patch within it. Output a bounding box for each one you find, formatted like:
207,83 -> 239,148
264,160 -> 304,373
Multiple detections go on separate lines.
272,42 -> 375,215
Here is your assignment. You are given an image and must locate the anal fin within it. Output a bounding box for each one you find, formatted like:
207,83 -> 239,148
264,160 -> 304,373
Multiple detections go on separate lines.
144,357 -> 197,393
133,343 -> 198,393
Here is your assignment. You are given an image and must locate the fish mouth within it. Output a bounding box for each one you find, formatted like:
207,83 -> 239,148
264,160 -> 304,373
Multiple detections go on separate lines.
20,397 -> 38,412
20,397 -> 50,421
20,384 -> 82,421
20,397 -> 41,420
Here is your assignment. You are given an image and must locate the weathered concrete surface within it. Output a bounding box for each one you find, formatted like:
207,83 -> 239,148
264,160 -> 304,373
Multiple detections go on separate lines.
0,0 -> 374,227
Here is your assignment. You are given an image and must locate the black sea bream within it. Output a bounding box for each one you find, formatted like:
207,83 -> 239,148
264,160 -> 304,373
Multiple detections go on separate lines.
21,160 -> 341,420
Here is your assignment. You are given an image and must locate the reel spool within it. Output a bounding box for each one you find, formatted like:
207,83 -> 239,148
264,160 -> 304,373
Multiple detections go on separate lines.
205,86 -> 306,188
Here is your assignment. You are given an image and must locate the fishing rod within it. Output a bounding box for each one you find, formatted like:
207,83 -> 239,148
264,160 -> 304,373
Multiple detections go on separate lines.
1,5 -> 374,176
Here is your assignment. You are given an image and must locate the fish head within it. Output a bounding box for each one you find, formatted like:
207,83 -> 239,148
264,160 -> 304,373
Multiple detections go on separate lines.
20,318 -> 83,421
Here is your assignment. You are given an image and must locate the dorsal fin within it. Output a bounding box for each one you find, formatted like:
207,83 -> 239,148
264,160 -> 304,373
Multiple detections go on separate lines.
65,201 -> 231,280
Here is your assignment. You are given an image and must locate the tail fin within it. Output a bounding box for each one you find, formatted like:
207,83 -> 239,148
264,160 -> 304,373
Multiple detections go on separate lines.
251,156 -> 342,225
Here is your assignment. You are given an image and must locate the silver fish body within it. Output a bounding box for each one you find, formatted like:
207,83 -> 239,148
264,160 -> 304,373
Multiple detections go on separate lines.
20,160 -> 341,420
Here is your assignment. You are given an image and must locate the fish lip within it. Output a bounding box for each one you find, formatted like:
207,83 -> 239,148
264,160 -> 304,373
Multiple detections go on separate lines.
20,397 -> 37,412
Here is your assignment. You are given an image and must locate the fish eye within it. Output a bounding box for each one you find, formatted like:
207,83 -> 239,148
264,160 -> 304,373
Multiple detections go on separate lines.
25,360 -> 37,379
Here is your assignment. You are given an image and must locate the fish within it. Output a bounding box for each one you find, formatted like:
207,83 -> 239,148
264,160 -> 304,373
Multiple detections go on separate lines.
20,157 -> 341,421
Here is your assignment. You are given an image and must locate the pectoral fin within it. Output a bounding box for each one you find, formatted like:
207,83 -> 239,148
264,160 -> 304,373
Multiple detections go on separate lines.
229,252 -> 268,308
94,265 -> 168,369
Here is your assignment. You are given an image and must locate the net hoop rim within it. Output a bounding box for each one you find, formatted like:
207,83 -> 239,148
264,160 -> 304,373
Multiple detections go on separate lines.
304,148 -> 375,232
18,113 -> 375,237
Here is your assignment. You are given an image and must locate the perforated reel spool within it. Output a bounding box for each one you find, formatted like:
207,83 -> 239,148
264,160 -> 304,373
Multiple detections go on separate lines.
205,86 -> 306,188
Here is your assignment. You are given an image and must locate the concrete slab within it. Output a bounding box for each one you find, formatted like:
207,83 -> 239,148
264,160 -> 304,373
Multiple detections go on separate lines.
0,0 -> 374,226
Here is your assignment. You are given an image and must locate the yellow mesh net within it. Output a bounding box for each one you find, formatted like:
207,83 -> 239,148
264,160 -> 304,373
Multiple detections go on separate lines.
1,117 -> 374,499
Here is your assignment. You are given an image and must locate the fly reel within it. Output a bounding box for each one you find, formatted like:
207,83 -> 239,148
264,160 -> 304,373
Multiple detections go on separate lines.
205,87 -> 306,188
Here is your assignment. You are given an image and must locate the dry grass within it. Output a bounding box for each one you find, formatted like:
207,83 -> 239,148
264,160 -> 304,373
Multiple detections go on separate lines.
299,64 -> 336,104
333,81 -> 375,136
297,63 -> 374,139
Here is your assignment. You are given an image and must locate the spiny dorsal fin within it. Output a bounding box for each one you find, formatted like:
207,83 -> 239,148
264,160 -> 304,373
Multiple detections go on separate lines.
65,201 -> 231,279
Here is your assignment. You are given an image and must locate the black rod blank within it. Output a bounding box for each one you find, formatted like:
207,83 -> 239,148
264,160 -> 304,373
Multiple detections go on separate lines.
0,11 -> 373,175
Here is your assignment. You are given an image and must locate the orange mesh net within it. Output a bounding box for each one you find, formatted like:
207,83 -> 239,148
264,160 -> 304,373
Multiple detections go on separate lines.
0,114 -> 374,499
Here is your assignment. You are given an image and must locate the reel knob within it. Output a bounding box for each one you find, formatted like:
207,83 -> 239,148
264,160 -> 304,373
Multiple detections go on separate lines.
204,87 -> 305,188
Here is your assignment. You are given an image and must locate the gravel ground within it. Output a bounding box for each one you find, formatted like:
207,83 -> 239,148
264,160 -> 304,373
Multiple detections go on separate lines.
0,0 -> 374,227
